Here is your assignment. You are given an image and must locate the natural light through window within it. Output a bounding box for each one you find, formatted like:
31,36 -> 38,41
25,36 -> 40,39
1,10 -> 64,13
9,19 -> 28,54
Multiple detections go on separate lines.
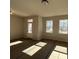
28,23 -> 32,33
10,41 -> 23,46
54,45 -> 67,53
59,20 -> 68,34
22,42 -> 47,56
22,45 -> 42,56
27,19 -> 33,33
36,42 -> 47,47
46,20 -> 53,33
27,19 -> 33,22
48,45 -> 67,59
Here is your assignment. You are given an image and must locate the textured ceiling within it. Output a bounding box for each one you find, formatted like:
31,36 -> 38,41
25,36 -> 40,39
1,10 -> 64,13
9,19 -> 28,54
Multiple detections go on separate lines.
10,0 -> 68,17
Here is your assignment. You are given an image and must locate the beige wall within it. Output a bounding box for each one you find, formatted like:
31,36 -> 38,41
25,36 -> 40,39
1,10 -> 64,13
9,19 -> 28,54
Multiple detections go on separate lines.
24,15 -> 68,42
42,15 -> 68,42
37,16 -> 42,40
10,14 -> 68,42
10,15 -> 24,40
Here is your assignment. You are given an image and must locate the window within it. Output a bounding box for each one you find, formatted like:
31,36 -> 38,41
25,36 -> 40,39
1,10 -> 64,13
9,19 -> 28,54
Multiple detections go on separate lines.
28,19 -> 33,22
46,20 -> 53,33
59,20 -> 68,34
28,23 -> 32,33
27,19 -> 33,33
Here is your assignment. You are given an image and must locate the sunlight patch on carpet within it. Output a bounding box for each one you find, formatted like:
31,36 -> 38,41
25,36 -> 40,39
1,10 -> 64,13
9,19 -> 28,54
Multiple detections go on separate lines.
10,41 -> 23,46
22,42 -> 47,56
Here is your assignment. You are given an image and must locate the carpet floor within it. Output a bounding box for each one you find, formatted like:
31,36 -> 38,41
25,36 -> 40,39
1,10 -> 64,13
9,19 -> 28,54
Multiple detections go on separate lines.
10,38 -> 68,59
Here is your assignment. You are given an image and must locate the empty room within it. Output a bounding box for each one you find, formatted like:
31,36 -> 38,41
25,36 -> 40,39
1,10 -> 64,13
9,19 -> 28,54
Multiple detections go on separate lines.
10,0 -> 68,59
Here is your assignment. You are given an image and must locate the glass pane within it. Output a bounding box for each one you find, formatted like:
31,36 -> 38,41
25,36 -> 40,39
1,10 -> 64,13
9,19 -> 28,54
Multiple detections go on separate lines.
28,19 -> 33,22
59,20 -> 68,34
46,20 -> 53,33
28,23 -> 32,33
